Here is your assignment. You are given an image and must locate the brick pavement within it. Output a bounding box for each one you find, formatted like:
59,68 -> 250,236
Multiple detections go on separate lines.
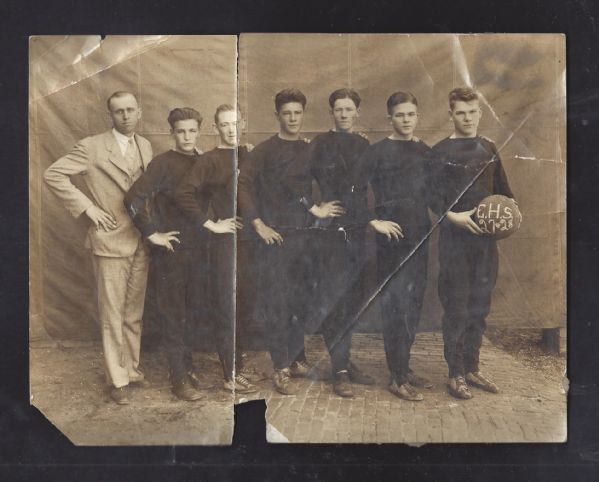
30,332 -> 566,445
239,333 -> 567,444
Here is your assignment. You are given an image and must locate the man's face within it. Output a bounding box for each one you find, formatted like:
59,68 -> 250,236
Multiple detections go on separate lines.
389,102 -> 418,138
276,102 -> 304,136
215,110 -> 240,147
331,97 -> 359,132
172,118 -> 200,154
450,99 -> 482,138
109,94 -> 141,136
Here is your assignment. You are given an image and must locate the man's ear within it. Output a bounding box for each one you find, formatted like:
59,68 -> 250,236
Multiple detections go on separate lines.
355,107 -> 361,117
213,123 -> 219,135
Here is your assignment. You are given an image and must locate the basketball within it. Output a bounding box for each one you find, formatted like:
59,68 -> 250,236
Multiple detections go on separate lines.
474,195 -> 522,239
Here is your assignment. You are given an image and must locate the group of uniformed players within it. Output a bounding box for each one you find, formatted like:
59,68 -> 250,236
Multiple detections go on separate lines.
45,86 -> 515,405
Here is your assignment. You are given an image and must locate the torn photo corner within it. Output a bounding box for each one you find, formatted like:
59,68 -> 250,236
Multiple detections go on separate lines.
29,33 -> 566,446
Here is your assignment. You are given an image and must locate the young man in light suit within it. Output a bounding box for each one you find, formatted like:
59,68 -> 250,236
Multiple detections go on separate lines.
44,91 -> 153,405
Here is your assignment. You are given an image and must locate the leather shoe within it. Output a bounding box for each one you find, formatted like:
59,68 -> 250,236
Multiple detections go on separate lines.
333,371 -> 354,398
110,386 -> 131,405
407,371 -> 433,389
273,368 -> 297,395
130,379 -> 151,389
447,376 -> 473,400
466,371 -> 499,393
388,381 -> 424,401
348,361 -> 375,385
188,371 -> 215,390
172,375 -> 203,401
289,360 -> 312,378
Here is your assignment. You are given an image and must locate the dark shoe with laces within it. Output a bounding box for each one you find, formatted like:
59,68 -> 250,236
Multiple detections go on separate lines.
348,361 -> 375,385
289,360 -> 312,378
224,374 -> 259,394
110,385 -> 131,405
187,370 -> 215,390
465,371 -> 499,393
447,376 -> 473,400
407,371 -> 433,389
333,371 -> 354,398
172,375 -> 203,401
388,381 -> 424,401
130,379 -> 151,389
273,368 -> 297,395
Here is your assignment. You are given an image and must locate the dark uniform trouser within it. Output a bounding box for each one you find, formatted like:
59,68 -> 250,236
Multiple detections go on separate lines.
208,234 -> 236,380
313,228 -> 366,374
259,232 -> 310,370
154,244 -> 233,382
438,224 -> 498,378
377,238 -> 429,385
236,236 -> 259,359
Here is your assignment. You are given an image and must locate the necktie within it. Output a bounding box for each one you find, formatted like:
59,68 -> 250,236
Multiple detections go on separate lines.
124,138 -> 141,177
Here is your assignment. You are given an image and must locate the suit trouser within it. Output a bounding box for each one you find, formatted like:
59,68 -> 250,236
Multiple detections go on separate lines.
259,232 -> 310,370
377,238 -> 428,385
153,244 -> 233,382
315,228 -> 366,374
92,239 -> 149,388
438,224 -> 498,378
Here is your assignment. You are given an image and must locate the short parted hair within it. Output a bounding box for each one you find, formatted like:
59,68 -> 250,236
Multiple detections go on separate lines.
386,91 -> 418,115
274,88 -> 307,112
106,91 -> 139,111
328,88 -> 361,109
214,104 -> 237,124
449,87 -> 479,110
167,107 -> 203,129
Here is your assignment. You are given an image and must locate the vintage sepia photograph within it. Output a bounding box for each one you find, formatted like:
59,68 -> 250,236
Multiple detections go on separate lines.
237,33 -> 566,443
29,35 -> 240,445
29,33 -> 566,446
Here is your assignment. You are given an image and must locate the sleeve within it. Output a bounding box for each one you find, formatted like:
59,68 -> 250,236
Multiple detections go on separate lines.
491,145 -> 515,199
352,144 -> 377,224
43,138 -> 95,218
123,157 -> 166,238
237,146 -> 264,223
173,157 -> 214,228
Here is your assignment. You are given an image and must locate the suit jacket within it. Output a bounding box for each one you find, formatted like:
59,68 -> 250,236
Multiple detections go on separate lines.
44,130 -> 153,257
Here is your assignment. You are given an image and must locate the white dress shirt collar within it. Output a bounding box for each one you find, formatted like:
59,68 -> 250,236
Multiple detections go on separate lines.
112,128 -> 135,156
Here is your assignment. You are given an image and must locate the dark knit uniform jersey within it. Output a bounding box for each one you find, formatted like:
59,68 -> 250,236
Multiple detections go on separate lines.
238,135 -> 311,231
124,149 -> 203,248
356,137 -> 432,244
174,145 -> 249,226
428,136 -> 513,217
301,130 -> 370,229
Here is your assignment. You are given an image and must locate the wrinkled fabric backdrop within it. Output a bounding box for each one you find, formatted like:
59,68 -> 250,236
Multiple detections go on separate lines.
30,34 -> 566,345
